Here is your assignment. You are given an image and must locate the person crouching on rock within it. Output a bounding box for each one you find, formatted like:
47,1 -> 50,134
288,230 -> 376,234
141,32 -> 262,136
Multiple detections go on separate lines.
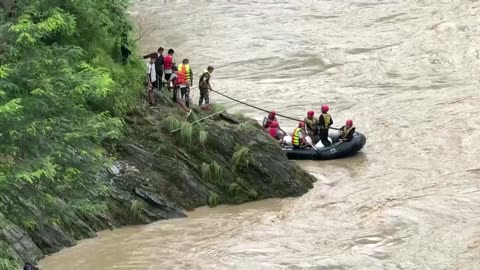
292,122 -> 308,149
268,121 -> 284,141
263,111 -> 278,128
339,119 -> 355,142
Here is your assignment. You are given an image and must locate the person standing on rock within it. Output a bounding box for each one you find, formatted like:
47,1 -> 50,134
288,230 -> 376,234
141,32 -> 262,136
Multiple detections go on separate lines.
317,104 -> 333,146
146,54 -> 157,108
143,47 -> 164,87
168,66 -> 192,116
163,49 -> 175,83
177,58 -> 193,108
199,66 -> 214,109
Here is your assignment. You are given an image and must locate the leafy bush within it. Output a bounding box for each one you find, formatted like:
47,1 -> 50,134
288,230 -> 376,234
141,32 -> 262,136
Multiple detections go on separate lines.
198,130 -> 208,147
0,0 -> 142,238
180,122 -> 193,144
208,192 -> 219,207
232,146 -> 251,169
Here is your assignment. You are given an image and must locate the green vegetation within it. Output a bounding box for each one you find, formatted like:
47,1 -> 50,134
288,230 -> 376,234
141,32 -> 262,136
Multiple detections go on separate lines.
129,199 -> 145,221
0,241 -> 19,270
198,130 -> 208,147
208,192 -> 219,207
0,0 -> 142,246
232,146 -> 251,169
162,115 -> 181,132
180,122 -> 193,144
200,161 -> 223,184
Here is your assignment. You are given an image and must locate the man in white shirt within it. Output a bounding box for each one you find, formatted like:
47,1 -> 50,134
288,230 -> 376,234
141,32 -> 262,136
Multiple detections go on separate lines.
146,55 -> 157,107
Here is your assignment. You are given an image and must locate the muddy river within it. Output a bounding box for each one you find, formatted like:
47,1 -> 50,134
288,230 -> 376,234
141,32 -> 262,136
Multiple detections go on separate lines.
40,0 -> 480,269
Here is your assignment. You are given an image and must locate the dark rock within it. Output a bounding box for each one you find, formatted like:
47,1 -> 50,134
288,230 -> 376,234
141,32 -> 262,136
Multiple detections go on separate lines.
0,215 -> 43,263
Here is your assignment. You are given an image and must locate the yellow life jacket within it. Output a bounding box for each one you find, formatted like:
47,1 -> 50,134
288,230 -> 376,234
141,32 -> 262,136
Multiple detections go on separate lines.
292,127 -> 302,146
320,113 -> 331,129
304,117 -> 318,130
177,64 -> 191,82
341,126 -> 353,139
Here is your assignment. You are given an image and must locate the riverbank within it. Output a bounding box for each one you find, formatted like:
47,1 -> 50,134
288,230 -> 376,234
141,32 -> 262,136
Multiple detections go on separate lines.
0,90 -> 316,267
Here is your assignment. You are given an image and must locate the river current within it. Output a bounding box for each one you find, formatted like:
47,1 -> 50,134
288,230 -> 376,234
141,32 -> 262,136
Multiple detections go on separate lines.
40,0 -> 480,269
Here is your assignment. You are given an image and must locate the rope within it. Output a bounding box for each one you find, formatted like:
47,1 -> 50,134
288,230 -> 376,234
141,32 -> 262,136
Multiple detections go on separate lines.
209,88 -> 340,130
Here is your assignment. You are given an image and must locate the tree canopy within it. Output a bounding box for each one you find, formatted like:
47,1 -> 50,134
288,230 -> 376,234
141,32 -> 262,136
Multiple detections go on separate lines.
0,1 -> 143,266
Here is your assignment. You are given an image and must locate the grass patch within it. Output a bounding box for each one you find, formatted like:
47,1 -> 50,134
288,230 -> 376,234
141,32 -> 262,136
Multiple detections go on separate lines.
208,192 -> 219,207
198,130 -> 208,147
232,146 -> 250,169
180,122 -> 193,144
0,241 -> 19,270
212,103 -> 225,113
248,189 -> 258,200
129,199 -> 145,221
201,162 -> 211,182
210,161 -> 223,184
235,122 -> 256,133
161,115 -> 181,133
228,182 -> 242,196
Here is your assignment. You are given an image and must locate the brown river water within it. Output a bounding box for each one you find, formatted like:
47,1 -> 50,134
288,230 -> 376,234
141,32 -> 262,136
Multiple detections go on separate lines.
40,0 -> 480,269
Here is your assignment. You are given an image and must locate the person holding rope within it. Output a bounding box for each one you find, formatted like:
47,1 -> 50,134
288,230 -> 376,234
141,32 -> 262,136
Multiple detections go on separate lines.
339,119 -> 355,142
199,66 -> 214,109
317,104 -> 333,146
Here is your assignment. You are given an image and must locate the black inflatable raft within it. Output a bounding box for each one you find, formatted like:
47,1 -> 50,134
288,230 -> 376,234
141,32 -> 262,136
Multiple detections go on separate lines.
281,130 -> 366,160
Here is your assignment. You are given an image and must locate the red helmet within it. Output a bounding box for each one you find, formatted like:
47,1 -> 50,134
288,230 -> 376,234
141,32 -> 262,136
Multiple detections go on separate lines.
270,121 -> 279,128
307,111 -> 314,117
268,111 -> 276,119
321,104 -> 329,113
298,121 -> 305,128
346,119 -> 353,126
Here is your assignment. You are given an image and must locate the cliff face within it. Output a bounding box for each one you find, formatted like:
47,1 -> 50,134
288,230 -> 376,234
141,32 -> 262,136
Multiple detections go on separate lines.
0,95 -> 316,266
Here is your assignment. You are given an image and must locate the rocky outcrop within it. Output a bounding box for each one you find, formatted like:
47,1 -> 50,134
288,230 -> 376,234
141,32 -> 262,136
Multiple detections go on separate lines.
0,99 -> 316,267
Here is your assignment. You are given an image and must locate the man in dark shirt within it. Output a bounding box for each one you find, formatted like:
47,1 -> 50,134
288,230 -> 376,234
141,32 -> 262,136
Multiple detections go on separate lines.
143,47 -> 164,88
199,66 -> 214,108
317,104 -> 333,146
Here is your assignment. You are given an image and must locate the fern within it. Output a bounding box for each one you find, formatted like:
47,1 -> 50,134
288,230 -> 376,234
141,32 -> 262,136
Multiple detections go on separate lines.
180,122 -> 193,144
129,199 -> 145,220
210,161 -> 223,184
201,162 -> 211,182
0,241 -> 19,270
198,130 -> 208,147
228,183 -> 242,196
232,146 -> 250,168
208,192 -> 219,207
248,189 -> 258,200
162,115 -> 181,132
235,122 -> 255,133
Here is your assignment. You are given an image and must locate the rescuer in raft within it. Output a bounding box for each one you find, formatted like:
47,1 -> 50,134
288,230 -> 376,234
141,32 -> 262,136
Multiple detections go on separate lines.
317,104 -> 333,146
291,122 -> 308,149
304,110 -> 319,142
267,121 -> 285,141
339,119 -> 355,142
263,111 -> 278,128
